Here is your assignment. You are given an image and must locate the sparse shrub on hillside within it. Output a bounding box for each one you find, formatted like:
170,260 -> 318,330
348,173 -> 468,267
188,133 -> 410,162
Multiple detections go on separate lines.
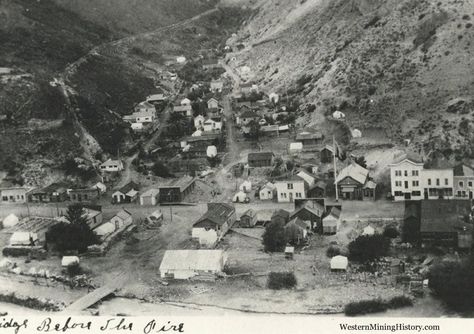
387,296 -> 413,309
413,11 -> 448,52
267,272 -> 297,290
344,299 -> 387,316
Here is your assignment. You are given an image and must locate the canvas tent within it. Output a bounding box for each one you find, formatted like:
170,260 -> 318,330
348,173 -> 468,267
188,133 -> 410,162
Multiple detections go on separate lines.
330,255 -> 348,271
9,232 -> 38,246
2,213 -> 19,228
61,256 -> 79,267
362,225 -> 375,236
95,222 -> 116,237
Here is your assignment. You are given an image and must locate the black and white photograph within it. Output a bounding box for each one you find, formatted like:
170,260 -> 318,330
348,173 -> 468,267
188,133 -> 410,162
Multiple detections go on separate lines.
0,0 -> 473,333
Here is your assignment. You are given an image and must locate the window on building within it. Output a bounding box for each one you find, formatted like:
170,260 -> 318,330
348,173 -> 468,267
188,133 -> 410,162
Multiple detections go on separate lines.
2,196 -> 8,201
394,191 -> 403,196
459,181 -> 464,188
469,181 -> 473,187
413,181 -> 419,187
395,170 -> 401,177
458,191 -> 462,197
412,191 -> 421,196
428,179 -> 431,185
404,170 -> 408,176
404,181 -> 409,189
445,178 -> 448,186
436,179 -> 440,186
412,170 -> 419,176
287,183 -> 293,190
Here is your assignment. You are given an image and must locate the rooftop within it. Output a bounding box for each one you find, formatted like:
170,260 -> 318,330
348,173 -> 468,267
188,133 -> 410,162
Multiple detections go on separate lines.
159,175 -> 195,191
194,203 -> 235,227
248,151 -> 274,160
160,250 -> 226,271
335,163 -> 369,185
420,199 -> 471,233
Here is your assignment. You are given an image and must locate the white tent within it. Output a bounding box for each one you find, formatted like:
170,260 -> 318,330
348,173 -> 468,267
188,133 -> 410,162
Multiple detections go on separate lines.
269,92 -> 279,103
207,145 -> 217,158
95,222 -> 116,236
9,232 -> 38,246
2,213 -> 19,228
362,225 -> 375,236
181,98 -> 191,106
61,256 -> 80,267
131,123 -> 144,131
351,129 -> 362,138
331,255 -> 348,271
332,110 -> 345,119
239,180 -> 252,193
176,56 -> 186,64
93,182 -> 107,193
233,191 -> 248,203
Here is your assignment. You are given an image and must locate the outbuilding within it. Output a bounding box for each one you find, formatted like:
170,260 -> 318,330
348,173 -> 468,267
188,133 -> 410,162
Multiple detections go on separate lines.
159,250 -> 227,280
240,209 -> 257,227
9,232 -> 38,246
140,188 -> 160,206
330,255 -> 348,272
61,256 -> 80,267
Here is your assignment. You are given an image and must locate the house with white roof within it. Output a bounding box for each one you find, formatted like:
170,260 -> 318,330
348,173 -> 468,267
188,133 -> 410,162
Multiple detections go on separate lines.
159,249 -> 227,280
259,182 -> 276,200
100,159 -> 124,173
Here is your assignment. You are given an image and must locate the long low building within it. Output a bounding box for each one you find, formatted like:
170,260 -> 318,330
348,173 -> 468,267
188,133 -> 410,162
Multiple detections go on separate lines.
158,176 -> 196,203
159,249 -> 227,280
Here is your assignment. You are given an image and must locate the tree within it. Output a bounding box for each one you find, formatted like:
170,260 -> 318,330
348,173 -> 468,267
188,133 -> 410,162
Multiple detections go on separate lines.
246,120 -> 260,140
383,226 -> 399,239
46,204 -> 100,253
152,161 -> 172,178
428,260 -> 474,311
355,156 -> 367,168
348,234 -> 390,262
262,221 -> 286,252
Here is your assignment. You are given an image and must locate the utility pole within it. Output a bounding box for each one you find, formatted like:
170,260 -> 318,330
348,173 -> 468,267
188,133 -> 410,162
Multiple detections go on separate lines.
333,135 -> 339,202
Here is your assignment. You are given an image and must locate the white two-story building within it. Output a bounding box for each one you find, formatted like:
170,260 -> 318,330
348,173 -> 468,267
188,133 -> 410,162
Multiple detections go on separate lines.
389,158 -> 454,201
275,178 -> 306,203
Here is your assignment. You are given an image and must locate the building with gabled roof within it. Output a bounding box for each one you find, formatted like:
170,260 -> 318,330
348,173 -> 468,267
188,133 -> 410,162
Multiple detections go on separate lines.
336,163 -> 375,200
100,159 -> 124,173
192,203 -> 236,247
248,152 -> 274,167
275,177 -> 307,202
322,207 -> 341,234
159,250 -> 227,280
295,131 -> 323,147
158,176 -> 196,203
112,181 -> 139,204
290,200 -> 324,231
259,182 -> 276,200
240,209 -> 257,227
453,163 -> 474,199
271,209 -> 290,226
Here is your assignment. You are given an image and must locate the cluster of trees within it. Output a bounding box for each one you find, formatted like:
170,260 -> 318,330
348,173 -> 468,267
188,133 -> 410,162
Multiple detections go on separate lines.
262,221 -> 287,252
163,112 -> 192,138
428,258 -> 474,311
348,234 -> 390,262
46,204 -> 99,253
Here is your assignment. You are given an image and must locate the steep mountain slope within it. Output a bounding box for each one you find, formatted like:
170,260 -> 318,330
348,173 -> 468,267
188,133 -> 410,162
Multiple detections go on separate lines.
53,0 -> 218,35
230,0 -> 474,160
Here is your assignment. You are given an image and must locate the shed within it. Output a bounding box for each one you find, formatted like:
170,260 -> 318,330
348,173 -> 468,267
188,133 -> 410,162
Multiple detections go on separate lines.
289,142 -> 303,154
362,225 -> 375,236
2,213 -> 19,228
61,256 -> 80,267
240,209 -> 257,227
330,255 -> 348,271
9,232 -> 38,246
351,129 -> 362,138
140,188 -> 160,206
284,246 -> 294,259
159,250 -> 227,280
95,222 -> 116,237
233,191 -> 248,203
322,207 -> 341,234
207,145 -> 217,158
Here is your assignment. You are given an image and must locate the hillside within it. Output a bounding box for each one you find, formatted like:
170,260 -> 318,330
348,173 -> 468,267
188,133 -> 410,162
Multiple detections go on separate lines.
0,0 -> 247,185
228,0 -> 474,161
53,0 -> 218,35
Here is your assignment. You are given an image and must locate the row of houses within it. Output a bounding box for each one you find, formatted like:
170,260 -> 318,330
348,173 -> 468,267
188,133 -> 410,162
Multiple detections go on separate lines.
389,157 -> 474,201
191,198 -> 343,248
112,177 -> 196,205
1,183 -> 107,204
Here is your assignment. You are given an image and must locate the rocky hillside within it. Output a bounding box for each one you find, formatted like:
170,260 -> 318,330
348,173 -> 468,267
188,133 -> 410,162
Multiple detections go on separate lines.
229,0 -> 474,160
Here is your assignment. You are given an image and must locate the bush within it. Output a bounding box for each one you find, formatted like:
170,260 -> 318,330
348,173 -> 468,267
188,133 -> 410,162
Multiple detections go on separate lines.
387,296 -> 413,309
348,235 -> 390,263
383,226 -> 399,239
428,260 -> 474,311
267,272 -> 297,290
326,245 -> 340,258
344,299 -> 387,316
344,296 -> 412,316
262,221 -> 286,252
66,263 -> 82,277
